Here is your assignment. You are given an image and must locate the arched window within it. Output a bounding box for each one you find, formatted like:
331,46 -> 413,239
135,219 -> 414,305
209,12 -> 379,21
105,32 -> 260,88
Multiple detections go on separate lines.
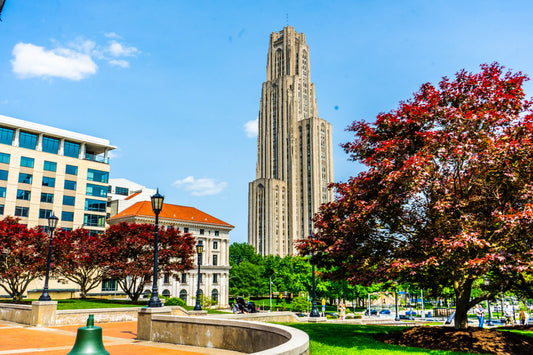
162,289 -> 171,297
211,289 -> 219,303
179,289 -> 187,303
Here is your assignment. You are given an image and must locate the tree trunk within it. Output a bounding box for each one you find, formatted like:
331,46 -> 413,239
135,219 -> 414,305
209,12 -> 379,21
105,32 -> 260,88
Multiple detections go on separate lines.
454,279 -> 474,329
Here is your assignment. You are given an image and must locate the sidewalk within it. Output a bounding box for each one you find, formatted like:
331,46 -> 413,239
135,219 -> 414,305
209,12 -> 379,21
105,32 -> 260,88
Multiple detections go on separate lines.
0,320 -> 242,354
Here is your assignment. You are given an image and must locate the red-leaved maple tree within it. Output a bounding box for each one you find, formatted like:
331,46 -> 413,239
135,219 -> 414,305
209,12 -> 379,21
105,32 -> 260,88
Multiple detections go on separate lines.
0,217 -> 48,301
298,63 -> 533,329
53,228 -> 108,298
102,222 -> 195,302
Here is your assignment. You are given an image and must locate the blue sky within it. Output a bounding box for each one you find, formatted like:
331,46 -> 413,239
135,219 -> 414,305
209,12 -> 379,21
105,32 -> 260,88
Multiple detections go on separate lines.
1,1 -> 533,244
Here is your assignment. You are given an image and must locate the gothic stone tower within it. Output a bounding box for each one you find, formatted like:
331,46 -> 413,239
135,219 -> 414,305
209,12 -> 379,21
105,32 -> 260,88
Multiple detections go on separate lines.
248,26 -> 334,257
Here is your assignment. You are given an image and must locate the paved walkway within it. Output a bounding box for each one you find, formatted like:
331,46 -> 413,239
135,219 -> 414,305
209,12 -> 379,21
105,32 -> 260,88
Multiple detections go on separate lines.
0,320 -> 242,354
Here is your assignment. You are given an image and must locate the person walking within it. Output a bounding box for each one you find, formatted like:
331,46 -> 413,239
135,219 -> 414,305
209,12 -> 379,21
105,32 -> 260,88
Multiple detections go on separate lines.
340,302 -> 346,320
504,303 -> 514,326
519,310 -> 527,325
474,304 -> 485,328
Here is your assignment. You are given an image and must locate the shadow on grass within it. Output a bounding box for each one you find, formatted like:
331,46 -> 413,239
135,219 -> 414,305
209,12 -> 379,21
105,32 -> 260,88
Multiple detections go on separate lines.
281,323 -> 471,354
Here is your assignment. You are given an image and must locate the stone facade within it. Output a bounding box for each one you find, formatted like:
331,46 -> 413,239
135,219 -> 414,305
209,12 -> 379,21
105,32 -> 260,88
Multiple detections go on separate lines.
249,26 -> 334,256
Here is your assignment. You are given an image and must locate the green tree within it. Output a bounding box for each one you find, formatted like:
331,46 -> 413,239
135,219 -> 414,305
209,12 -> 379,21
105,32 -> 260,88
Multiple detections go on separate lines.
229,242 -> 262,266
229,261 -> 264,297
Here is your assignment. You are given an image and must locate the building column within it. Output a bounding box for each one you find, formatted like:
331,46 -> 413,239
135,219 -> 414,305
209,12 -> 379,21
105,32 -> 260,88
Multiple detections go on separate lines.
13,128 -> 20,147
37,134 -> 43,151
80,143 -> 86,160
59,139 -> 65,155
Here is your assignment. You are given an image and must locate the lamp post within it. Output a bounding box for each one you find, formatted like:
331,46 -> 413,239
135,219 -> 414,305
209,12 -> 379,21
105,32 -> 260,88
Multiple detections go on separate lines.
309,235 -> 320,317
194,241 -> 204,310
394,283 -> 400,321
484,277 -> 494,326
148,190 -> 164,308
39,214 -> 59,301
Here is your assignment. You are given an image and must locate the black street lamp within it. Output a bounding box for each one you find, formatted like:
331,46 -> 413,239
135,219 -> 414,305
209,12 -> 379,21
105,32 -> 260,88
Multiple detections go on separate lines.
194,241 -> 204,311
394,282 -> 400,321
39,214 -> 59,301
309,261 -> 320,317
308,235 -> 320,317
484,277 -> 494,326
148,189 -> 164,308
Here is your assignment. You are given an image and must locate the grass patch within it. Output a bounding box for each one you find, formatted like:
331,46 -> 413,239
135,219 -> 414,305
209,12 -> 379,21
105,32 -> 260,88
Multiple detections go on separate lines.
282,323 -> 469,354
56,299 -> 145,310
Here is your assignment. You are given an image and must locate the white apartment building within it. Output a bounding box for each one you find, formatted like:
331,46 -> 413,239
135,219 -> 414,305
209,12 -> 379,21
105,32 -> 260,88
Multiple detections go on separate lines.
0,114 -> 115,234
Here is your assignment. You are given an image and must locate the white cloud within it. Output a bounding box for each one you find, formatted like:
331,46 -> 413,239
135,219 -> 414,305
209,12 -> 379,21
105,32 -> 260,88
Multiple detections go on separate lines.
11,35 -> 139,80
109,59 -> 130,68
105,32 -> 122,39
107,41 -> 138,57
173,176 -> 228,196
244,118 -> 258,138
11,43 -> 97,80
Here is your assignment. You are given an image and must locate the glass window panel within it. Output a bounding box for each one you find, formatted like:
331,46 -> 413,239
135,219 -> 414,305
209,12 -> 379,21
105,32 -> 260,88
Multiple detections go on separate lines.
62,211 -> 74,221
0,204 -> 4,215
64,180 -> 77,190
64,141 -> 80,158
66,165 -> 78,175
115,187 -> 129,196
18,173 -> 32,184
86,183 -> 107,197
42,136 -> 59,154
85,199 -> 106,212
0,187 -> 5,198
87,169 -> 109,183
40,193 -> 54,203
83,214 -> 105,227
43,161 -> 57,172
15,206 -> 29,217
39,209 -> 52,219
63,195 -> 75,206
42,176 -> 55,187
20,157 -> 34,168
16,189 -> 30,200
0,170 -> 8,181
19,131 -> 37,150
0,127 -> 14,145
0,153 -> 9,164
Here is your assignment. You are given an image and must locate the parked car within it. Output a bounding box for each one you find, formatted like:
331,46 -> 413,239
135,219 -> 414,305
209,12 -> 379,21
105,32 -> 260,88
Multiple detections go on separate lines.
405,310 -> 417,316
379,309 -> 391,315
364,309 -> 378,316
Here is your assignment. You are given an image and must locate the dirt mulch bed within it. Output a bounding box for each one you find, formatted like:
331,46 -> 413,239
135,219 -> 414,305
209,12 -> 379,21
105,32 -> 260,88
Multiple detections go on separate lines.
374,325 -> 533,355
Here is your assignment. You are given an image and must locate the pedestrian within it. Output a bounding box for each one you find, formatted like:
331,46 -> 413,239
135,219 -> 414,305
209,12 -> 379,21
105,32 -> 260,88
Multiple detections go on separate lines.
519,310 -> 527,326
504,303 -> 514,326
474,304 -> 485,328
340,302 -> 346,320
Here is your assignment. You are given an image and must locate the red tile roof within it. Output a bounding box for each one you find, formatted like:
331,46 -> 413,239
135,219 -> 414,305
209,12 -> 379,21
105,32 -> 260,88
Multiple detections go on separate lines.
108,201 -> 234,228
124,191 -> 141,200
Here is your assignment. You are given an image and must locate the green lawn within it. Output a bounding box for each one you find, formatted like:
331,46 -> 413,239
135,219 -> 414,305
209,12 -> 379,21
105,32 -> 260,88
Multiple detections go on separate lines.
56,299 -> 146,310
283,323 -> 469,355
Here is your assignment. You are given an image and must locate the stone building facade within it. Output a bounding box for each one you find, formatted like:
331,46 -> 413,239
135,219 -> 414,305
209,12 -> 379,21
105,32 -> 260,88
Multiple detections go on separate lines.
248,26 -> 334,257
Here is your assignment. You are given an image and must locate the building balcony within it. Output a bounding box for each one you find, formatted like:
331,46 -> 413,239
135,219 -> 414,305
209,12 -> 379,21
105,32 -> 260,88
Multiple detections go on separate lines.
84,153 -> 109,164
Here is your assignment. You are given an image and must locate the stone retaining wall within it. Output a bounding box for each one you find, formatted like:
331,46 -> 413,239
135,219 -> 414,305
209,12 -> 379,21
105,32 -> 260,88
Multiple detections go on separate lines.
139,313 -> 309,355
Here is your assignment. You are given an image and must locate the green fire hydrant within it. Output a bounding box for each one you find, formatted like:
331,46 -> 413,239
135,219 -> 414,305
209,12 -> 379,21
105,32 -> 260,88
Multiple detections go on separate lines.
67,314 -> 109,355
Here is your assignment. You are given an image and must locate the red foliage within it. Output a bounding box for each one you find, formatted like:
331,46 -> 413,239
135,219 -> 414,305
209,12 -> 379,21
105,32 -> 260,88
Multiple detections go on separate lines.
53,228 -> 108,298
299,63 -> 533,328
0,217 -> 48,300
102,222 -> 195,301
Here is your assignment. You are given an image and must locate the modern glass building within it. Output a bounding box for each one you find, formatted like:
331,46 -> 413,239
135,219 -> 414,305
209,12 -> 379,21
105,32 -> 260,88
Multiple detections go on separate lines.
0,114 -> 115,234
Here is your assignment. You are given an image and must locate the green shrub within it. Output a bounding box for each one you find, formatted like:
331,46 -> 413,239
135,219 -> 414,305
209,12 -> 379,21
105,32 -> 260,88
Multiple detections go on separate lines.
291,296 -> 310,313
165,297 -> 187,307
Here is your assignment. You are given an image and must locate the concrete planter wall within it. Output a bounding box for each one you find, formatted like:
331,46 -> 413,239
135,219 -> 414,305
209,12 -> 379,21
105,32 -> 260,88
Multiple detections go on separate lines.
138,312 -> 309,355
